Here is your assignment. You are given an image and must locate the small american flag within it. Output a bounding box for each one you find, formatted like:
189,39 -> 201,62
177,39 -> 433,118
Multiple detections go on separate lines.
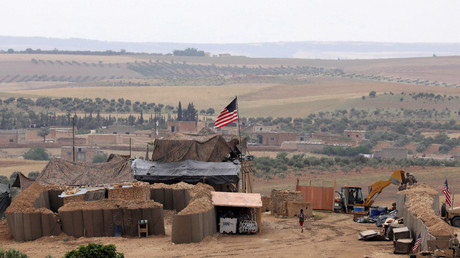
412,233 -> 422,253
214,97 -> 238,128
442,179 -> 452,207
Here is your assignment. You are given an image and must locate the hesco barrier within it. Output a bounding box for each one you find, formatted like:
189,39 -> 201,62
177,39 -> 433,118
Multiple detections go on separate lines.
171,208 -> 216,244
403,208 -> 436,251
397,193 -> 442,251
6,183 -> 205,242
58,206 -> 165,237
6,189 -> 62,242
150,188 -> 191,212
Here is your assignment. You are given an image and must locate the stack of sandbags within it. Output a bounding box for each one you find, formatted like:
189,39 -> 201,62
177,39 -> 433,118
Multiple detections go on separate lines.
261,196 -> 271,212
108,186 -> 150,201
270,189 -> 304,216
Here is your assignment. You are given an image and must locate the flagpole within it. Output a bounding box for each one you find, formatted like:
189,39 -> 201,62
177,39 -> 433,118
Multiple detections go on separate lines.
235,96 -> 245,193
236,96 -> 242,151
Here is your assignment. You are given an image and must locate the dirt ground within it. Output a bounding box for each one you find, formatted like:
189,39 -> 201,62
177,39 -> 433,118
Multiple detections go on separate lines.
0,210 -> 408,258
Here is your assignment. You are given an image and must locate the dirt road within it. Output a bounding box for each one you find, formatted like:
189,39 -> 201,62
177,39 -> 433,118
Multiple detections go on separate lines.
0,211 -> 406,258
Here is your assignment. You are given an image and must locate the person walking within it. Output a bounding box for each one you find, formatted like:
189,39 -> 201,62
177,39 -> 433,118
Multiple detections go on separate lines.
299,209 -> 305,233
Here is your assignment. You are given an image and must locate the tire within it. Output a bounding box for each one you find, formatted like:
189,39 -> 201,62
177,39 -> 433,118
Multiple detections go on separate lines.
451,217 -> 460,227
441,203 -> 447,217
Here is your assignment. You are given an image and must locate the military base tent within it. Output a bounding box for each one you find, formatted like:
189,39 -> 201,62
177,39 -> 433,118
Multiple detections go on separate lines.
12,172 -> 35,190
35,154 -> 134,186
0,183 -> 11,217
132,159 -> 240,186
151,133 -> 244,163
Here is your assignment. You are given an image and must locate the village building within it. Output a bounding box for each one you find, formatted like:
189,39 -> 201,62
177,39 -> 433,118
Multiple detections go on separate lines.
373,147 -> 408,160
60,145 -> 104,162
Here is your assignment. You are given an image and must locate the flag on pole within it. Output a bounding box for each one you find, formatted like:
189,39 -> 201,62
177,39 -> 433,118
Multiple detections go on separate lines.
442,179 -> 452,207
412,234 -> 422,253
214,98 -> 238,128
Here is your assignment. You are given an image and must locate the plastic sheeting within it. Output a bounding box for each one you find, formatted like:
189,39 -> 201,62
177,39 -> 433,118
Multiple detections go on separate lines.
0,183 -> 10,217
132,159 -> 240,185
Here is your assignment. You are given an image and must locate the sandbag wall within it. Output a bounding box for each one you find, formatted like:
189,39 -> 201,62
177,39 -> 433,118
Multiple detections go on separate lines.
150,187 -> 192,212
5,183 -> 64,242
270,189 -> 304,216
172,207 -> 216,244
58,203 -> 165,237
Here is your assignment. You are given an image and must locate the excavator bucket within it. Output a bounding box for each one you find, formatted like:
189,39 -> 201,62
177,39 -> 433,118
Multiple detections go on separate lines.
390,169 -> 405,185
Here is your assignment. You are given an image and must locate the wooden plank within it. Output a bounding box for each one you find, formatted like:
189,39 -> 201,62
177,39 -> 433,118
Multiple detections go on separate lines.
211,192 -> 262,208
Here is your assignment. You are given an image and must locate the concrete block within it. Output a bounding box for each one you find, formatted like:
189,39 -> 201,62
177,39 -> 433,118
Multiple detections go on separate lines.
394,238 -> 412,254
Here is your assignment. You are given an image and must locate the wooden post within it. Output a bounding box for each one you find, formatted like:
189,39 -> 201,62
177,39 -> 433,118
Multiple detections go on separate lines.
332,180 -> 336,212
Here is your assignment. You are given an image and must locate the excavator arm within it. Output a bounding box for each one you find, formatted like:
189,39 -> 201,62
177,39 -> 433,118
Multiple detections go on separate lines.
363,169 -> 405,208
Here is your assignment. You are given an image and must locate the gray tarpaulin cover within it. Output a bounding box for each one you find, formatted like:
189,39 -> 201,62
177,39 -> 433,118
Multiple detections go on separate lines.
0,183 -> 10,217
132,159 -> 240,185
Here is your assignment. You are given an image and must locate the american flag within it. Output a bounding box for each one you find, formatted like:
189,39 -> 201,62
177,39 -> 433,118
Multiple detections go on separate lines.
214,98 -> 238,128
412,233 -> 422,253
442,179 -> 452,207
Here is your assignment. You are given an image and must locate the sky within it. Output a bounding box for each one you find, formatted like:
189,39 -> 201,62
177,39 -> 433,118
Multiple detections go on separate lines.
1,0 -> 459,44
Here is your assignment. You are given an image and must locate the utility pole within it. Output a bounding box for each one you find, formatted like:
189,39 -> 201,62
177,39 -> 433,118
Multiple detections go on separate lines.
72,117 -> 75,162
129,138 -> 132,158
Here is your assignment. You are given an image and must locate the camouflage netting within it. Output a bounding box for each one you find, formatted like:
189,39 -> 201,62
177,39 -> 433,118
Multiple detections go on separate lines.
35,154 -> 134,186
12,172 -> 35,190
151,133 -> 245,162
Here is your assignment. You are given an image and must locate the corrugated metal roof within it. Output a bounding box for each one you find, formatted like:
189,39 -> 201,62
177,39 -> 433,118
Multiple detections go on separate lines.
211,192 -> 262,208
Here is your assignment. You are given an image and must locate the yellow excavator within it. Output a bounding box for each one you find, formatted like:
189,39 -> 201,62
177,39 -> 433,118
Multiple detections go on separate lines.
334,169 -> 413,213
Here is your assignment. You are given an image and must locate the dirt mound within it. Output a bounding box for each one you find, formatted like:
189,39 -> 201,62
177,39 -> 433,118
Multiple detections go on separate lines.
399,183 -> 438,196
171,182 -> 194,189
430,221 -> 454,237
189,183 -> 214,199
401,183 -> 453,237
0,219 -> 13,240
149,182 -> 194,189
177,183 -> 214,215
59,199 -> 161,211
178,197 -> 213,215
6,183 -> 65,213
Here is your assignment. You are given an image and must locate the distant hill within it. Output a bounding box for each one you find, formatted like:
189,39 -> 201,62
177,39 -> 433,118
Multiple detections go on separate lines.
1,36 -> 460,59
